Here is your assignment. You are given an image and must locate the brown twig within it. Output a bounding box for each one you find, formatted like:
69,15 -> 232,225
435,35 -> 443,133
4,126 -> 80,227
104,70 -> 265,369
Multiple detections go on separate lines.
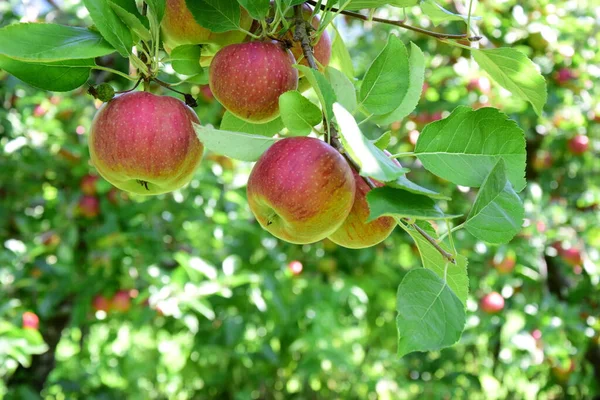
293,5 -> 320,70
306,0 -> 479,41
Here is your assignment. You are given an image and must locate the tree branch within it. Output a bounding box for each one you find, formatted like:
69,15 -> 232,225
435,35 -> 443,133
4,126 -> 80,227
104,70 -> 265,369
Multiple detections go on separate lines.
293,5 -> 319,70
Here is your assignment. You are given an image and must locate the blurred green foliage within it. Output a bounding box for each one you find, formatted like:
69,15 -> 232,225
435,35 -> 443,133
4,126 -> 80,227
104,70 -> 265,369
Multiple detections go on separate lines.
0,0 -> 599,399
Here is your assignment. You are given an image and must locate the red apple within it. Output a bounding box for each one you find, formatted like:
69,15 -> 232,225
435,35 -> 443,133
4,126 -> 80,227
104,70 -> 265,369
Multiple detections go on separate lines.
89,91 -> 204,195
209,41 -> 299,123
247,137 -> 355,244
532,150 -> 552,170
492,251 -> 516,274
288,260 -> 303,275
480,292 -> 504,314
568,135 -> 589,155
22,311 -> 39,330
80,174 -> 99,196
161,0 -> 252,53
555,68 -> 575,84
328,170 -> 396,249
92,295 -> 111,312
112,290 -> 131,312
560,247 -> 583,267
78,195 -> 100,218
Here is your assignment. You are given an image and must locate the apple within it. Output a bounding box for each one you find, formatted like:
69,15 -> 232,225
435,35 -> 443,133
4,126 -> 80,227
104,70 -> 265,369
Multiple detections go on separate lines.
328,170 -> 396,249
480,292 -> 504,314
531,150 -> 552,171
22,311 -> 39,330
555,68 -> 575,84
80,174 -> 99,196
247,137 -> 355,244
161,0 -> 252,53
78,195 -> 100,218
288,260 -> 303,275
492,251 -> 516,274
209,41 -> 298,123
568,135 -> 589,155
89,91 -> 204,195
92,295 -> 111,312
561,247 -> 583,267
287,5 -> 332,71
111,290 -> 131,312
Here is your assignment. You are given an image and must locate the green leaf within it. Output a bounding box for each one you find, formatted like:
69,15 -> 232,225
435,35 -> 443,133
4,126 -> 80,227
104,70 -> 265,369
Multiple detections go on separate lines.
296,65 -> 336,126
472,47 -> 547,116
170,45 -> 203,75
145,0 -> 166,24
237,0 -> 270,20
333,103 -> 409,182
185,0 -> 242,33
325,66 -> 357,113
420,0 -> 478,26
396,268 -> 465,357
329,27 -> 355,80
366,187 -> 461,221
220,111 -> 283,137
372,131 -> 391,150
193,123 -> 278,162
83,0 -> 134,57
0,23 -> 114,62
465,159 -> 524,244
347,0 -> 418,10
388,175 -> 450,200
404,222 -> 469,305
278,91 -> 323,136
0,55 -> 93,92
359,35 -> 409,115
371,42 -> 425,125
415,106 -> 527,192
108,1 -> 151,42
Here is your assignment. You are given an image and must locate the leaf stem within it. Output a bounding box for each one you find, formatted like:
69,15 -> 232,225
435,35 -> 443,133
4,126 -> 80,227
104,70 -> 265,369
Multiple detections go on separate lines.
438,222 -> 465,242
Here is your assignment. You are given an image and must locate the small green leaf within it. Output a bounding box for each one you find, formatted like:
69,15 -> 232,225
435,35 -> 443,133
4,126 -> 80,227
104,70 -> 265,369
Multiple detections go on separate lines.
193,123 -> 278,161
372,131 -> 391,150
329,27 -> 355,80
279,91 -> 323,136
472,47 -> 547,116
325,66 -> 357,113
145,0 -> 166,24
220,111 -> 283,137
83,0 -> 134,57
396,268 -> 465,357
170,45 -> 203,75
186,0 -> 242,33
237,0 -> 270,20
388,175 -> 449,200
108,1 -> 151,42
366,187 -> 461,221
465,159 -> 524,244
420,0 -> 478,26
347,0 -> 418,10
296,65 -> 336,126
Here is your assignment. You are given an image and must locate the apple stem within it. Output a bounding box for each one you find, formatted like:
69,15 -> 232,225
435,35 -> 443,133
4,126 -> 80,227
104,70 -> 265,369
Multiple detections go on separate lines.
151,78 -> 198,108
305,0 -> 481,42
116,78 -> 143,94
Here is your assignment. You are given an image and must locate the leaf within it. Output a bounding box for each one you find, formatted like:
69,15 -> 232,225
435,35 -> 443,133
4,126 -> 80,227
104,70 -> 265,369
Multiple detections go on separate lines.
145,0 -> 166,23
325,66 -> 357,113
278,91 -> 323,136
372,131 -> 391,150
193,123 -> 278,161
404,222 -> 469,305
220,111 -> 283,137
414,106 -> 527,192
0,55 -> 93,92
465,159 -> 524,244
347,0 -> 418,10
0,23 -> 114,62
237,0 -> 270,20
388,175 -> 450,200
359,35 -> 409,115
170,45 -> 203,75
396,269 -> 465,357
472,47 -> 547,116
83,0 -> 134,57
329,27 -> 355,80
108,1 -> 151,42
366,187 -> 461,221
296,65 -> 336,126
371,42 -> 425,125
333,103 -> 409,182
185,0 -> 242,33
420,0 -> 478,26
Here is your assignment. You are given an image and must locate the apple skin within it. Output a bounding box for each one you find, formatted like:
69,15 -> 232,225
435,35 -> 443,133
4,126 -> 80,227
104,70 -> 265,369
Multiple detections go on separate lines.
288,260 -> 303,275
80,174 -> 99,196
89,91 -> 204,195
247,137 -> 355,244
480,292 -> 504,314
209,41 -> 298,123
78,195 -> 100,218
161,0 -> 252,54
111,290 -> 131,312
328,170 -> 396,249
22,311 -> 39,330
92,295 -> 111,312
493,252 -> 516,274
568,135 -> 589,155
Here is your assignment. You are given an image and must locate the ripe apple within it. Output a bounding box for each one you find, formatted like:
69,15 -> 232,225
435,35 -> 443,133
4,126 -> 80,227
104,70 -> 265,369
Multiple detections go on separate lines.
161,0 -> 252,53
328,170 -> 396,249
480,292 -> 504,314
22,311 -> 39,330
492,251 -> 516,274
568,135 -> 589,155
78,195 -> 100,218
287,5 -> 331,70
247,137 -> 355,244
92,295 -> 111,312
209,41 -> 298,123
80,174 -> 99,196
89,91 -> 204,195
560,247 -> 583,267
555,68 -> 575,84
112,290 -> 131,312
288,260 -> 303,275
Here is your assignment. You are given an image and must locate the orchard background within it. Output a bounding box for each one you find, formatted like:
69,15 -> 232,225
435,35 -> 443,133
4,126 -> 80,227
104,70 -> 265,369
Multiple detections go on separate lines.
1,0 -> 599,399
